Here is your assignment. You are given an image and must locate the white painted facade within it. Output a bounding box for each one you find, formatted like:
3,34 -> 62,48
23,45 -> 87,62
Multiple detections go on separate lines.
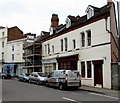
0,27 -> 8,72
42,17 -> 112,89
6,38 -> 25,75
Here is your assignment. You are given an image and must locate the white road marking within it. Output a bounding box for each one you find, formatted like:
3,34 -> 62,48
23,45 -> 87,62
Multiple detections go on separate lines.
63,97 -> 77,102
89,92 -> 119,100
62,97 -> 82,103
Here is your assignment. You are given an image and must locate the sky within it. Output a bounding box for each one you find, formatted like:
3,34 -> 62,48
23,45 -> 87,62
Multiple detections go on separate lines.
0,0 -> 117,36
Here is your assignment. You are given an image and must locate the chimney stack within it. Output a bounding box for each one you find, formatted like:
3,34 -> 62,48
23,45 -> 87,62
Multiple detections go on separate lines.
107,0 -> 113,5
51,14 -> 59,28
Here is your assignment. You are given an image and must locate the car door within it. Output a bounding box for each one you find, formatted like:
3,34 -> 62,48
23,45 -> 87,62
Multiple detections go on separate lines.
33,73 -> 38,83
48,72 -> 55,86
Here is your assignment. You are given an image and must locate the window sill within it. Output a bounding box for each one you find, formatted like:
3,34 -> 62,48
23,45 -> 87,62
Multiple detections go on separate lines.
81,78 -> 92,80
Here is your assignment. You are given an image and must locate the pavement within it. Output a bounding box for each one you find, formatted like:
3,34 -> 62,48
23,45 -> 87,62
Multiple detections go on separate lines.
80,85 -> 119,98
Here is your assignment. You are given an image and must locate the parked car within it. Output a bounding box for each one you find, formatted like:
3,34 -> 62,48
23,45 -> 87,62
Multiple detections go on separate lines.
45,70 -> 81,90
18,73 -> 30,82
29,72 -> 47,85
0,73 -> 12,79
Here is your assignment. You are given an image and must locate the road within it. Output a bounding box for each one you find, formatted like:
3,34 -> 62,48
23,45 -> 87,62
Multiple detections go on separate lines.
1,79 -> 119,103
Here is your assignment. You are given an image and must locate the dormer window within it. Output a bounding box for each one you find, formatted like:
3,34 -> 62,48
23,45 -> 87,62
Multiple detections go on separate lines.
49,27 -> 53,35
86,5 -> 94,19
65,17 -> 71,28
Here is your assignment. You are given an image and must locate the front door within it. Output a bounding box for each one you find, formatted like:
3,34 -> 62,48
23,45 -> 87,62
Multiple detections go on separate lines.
94,63 -> 103,87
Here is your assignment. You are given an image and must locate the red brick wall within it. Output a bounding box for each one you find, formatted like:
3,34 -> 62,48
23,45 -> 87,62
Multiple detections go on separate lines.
8,26 -> 23,41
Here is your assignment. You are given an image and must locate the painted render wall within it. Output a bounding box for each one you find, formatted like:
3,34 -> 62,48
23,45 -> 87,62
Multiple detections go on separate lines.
6,39 -> 25,63
42,17 -> 112,89
0,27 -> 8,72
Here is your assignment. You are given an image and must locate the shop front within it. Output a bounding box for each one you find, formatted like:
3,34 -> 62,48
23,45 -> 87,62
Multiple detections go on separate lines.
42,58 -> 57,74
57,54 -> 78,70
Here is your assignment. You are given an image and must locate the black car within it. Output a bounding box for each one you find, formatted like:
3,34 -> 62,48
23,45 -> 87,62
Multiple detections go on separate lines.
0,73 -> 12,79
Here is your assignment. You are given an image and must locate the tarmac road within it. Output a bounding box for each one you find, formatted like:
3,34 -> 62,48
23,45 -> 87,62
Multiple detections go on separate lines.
1,79 -> 119,103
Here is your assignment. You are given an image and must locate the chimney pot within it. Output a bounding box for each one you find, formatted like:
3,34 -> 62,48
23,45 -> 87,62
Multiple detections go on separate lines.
51,13 -> 59,28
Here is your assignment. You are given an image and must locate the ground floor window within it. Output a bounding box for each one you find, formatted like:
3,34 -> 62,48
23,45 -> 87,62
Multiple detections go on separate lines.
81,62 -> 85,78
87,61 -> 92,78
58,61 -> 77,70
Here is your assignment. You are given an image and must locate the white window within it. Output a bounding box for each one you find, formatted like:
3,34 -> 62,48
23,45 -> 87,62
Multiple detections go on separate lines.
65,17 -> 71,28
2,42 -> 4,48
87,30 -> 91,46
52,46 -> 54,54
64,38 -> 67,51
81,32 -> 85,47
61,39 -> 63,51
45,45 -> 47,55
12,54 -> 14,60
2,32 -> 4,37
2,52 -> 4,60
73,39 -> 76,49
12,46 -> 14,51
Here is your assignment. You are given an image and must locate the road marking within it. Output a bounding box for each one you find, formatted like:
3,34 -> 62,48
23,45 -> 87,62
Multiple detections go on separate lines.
62,97 -> 82,103
89,92 -> 119,100
63,97 -> 77,102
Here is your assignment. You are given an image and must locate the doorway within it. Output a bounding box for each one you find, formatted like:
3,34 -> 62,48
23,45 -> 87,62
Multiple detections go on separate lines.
93,60 -> 103,88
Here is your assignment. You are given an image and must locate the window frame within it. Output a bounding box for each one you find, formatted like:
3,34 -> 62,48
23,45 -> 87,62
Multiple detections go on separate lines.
64,38 -> 68,51
81,32 -> 85,47
73,39 -> 76,49
61,39 -> 63,52
12,54 -> 14,61
87,61 -> 92,78
86,30 -> 91,46
81,62 -> 85,78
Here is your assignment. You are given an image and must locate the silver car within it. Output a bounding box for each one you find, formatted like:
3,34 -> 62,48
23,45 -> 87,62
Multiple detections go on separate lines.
18,73 -> 30,82
29,72 -> 47,85
45,70 -> 81,90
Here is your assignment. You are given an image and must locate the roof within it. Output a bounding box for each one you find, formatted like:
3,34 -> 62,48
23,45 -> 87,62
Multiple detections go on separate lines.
41,4 -> 111,42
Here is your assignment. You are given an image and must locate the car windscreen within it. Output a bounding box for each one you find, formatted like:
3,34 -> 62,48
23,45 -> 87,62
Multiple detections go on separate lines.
25,73 -> 30,76
38,73 -> 47,77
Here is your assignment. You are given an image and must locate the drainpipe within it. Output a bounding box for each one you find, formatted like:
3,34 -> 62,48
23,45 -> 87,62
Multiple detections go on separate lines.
105,17 -> 119,61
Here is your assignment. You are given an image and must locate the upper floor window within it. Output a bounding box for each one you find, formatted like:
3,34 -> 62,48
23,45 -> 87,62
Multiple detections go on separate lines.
52,46 -> 54,54
86,6 -> 94,19
45,45 -> 47,55
12,54 -> 14,60
61,39 -> 63,51
64,38 -> 68,51
81,32 -> 85,47
73,39 -> 76,49
12,46 -> 14,51
47,44 -> 50,54
65,17 -> 71,28
2,42 -> 4,48
2,52 -> 4,60
2,32 -> 4,37
87,30 -> 91,46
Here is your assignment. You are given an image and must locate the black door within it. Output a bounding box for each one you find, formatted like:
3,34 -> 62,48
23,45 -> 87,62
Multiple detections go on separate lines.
94,64 -> 103,87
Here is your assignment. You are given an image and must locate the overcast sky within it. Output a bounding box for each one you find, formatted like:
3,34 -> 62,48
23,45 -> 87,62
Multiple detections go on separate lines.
0,0 -> 115,35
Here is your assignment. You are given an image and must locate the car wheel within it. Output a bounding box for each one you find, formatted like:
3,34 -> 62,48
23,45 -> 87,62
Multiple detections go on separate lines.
36,80 -> 39,85
45,81 -> 49,87
23,79 -> 26,82
59,83 -> 63,90
29,79 -> 31,83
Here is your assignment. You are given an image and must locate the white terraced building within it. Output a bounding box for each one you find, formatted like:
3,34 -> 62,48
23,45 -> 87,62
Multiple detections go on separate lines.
41,1 -> 119,89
